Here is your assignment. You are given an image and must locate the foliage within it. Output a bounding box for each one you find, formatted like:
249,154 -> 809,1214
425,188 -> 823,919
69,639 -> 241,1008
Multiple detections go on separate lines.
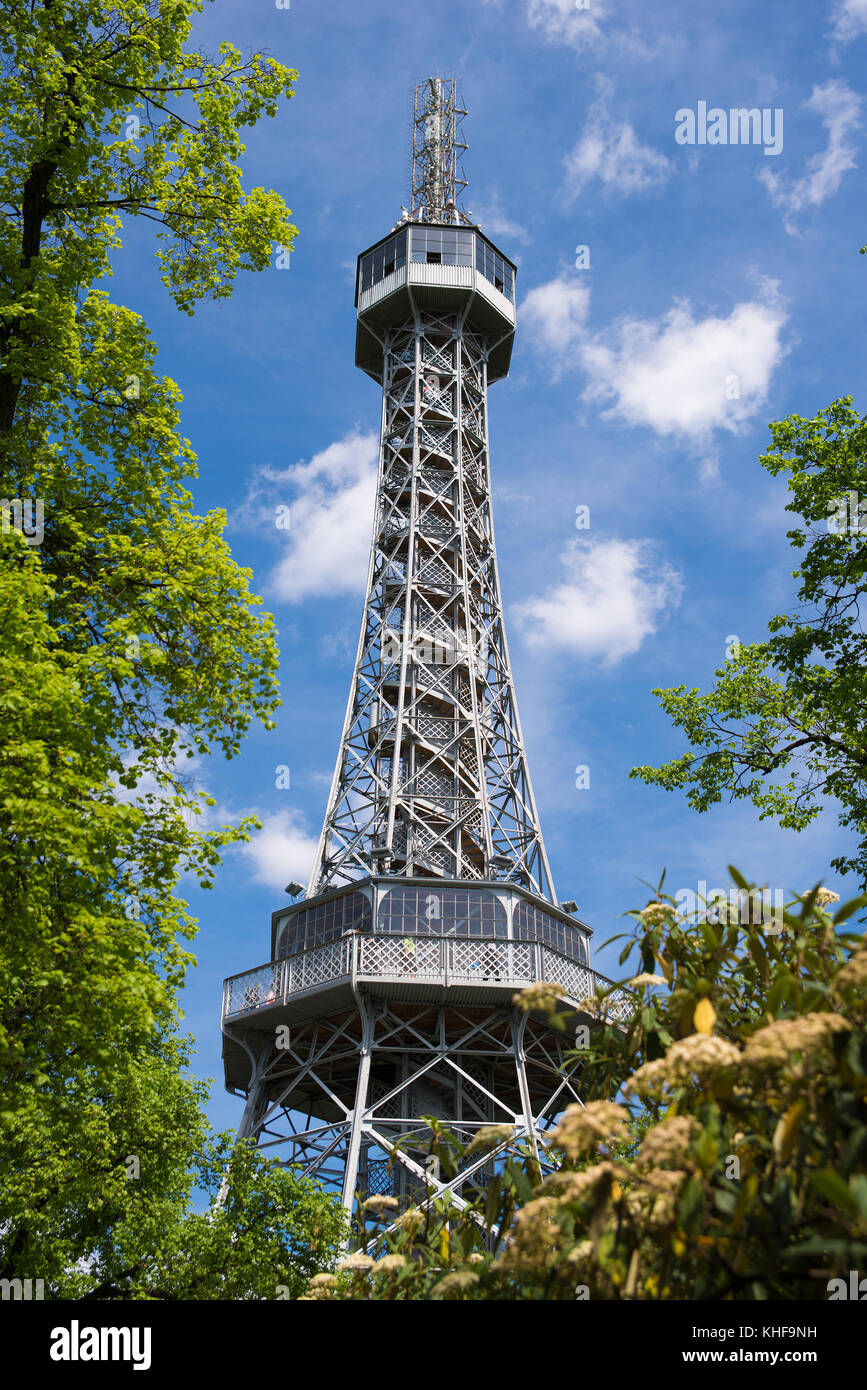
315,874 -> 867,1300
0,0 -> 295,788
631,398 -> 867,886
0,539 -> 180,1124
1,1024 -> 347,1299
0,3 -> 341,1297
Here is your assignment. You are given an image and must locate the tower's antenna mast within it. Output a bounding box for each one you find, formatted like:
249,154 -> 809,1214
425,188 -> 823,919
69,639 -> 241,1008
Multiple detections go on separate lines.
410,76 -> 469,224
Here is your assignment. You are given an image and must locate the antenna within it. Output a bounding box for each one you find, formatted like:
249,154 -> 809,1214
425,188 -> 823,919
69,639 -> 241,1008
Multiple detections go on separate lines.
410,76 -> 469,224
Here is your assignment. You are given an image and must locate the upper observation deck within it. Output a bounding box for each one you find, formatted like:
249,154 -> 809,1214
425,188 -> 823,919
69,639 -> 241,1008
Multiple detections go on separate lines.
354,223 -> 518,383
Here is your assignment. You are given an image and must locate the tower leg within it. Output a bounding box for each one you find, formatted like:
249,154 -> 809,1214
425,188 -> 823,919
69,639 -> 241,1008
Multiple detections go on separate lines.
511,1008 -> 540,1161
341,995 -> 375,1216
237,1037 -> 271,1141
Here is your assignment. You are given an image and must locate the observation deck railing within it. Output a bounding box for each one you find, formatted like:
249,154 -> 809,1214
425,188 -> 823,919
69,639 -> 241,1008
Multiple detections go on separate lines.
221,934 -> 631,1026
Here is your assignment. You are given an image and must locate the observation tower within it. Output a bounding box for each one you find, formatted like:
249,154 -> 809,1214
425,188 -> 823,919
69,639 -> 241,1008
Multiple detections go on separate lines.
221,78 -> 626,1232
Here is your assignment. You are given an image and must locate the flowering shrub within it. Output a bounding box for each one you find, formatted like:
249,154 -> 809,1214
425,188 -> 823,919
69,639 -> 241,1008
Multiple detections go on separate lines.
310,873 -> 867,1300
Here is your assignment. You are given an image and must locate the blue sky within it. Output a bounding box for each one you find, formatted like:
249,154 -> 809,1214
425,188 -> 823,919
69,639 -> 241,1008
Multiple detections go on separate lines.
110,0 -> 867,1134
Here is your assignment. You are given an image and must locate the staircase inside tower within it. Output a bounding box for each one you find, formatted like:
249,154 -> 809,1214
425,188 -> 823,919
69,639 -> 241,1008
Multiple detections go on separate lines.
371,314 -> 494,882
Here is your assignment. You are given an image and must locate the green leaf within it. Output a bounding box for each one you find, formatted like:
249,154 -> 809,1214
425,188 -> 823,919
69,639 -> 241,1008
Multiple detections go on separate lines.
728,866 -> 750,891
749,936 -> 769,981
833,894 -> 867,925
678,1177 -> 704,1235
809,1168 -> 858,1217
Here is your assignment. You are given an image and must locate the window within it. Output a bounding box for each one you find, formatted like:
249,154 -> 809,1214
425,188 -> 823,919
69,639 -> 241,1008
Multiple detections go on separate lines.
512,899 -> 586,962
475,235 -> 515,303
360,229 -> 407,294
363,228 -> 514,301
378,886 -> 507,938
410,226 -> 475,268
277,891 -> 371,957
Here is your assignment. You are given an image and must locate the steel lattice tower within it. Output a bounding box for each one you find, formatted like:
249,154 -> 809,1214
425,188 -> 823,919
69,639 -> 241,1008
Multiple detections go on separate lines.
221,78 -> 625,1237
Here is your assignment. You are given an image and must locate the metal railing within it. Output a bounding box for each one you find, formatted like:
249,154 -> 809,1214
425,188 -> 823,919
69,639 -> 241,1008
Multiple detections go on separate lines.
222,935 -> 631,1024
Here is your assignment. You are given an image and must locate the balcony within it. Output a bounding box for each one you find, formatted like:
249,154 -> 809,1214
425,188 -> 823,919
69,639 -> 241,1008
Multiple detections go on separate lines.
221,934 -> 631,1027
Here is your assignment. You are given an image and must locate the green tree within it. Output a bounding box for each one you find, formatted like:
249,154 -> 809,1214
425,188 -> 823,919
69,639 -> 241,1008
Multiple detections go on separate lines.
0,0 -> 296,778
1,1023 -> 347,1299
0,545 -> 346,1292
0,0 -> 291,1133
631,398 -> 867,887
0,3 -> 342,1295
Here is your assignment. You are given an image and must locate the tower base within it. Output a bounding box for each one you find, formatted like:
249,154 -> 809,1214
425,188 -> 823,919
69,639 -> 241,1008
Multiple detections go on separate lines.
226,990 -> 585,1241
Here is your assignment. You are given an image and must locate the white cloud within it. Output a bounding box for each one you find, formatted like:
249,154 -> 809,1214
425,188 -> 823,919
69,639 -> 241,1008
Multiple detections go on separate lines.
513,538 -> 683,665
522,276 -> 788,442
831,0 -> 867,41
760,81 -> 862,231
238,807 -> 319,892
563,88 -> 672,201
526,0 -> 607,47
579,287 -> 788,441
488,0 -> 676,62
473,192 -> 530,244
521,276 -> 591,357
242,431 -> 379,604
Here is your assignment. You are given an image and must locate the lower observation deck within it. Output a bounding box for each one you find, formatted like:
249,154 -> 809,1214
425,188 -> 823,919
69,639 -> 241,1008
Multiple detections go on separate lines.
221,933 -> 629,1092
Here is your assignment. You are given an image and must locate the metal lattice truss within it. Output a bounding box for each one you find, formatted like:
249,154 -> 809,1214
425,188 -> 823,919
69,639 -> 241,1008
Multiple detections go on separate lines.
310,311 -> 556,902
411,76 -> 469,224
228,996 -> 585,1227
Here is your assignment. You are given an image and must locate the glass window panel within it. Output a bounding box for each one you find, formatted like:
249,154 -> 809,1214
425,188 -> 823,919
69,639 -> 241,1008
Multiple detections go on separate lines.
378,887 -> 505,936
276,892 -> 370,957
512,900 -> 582,959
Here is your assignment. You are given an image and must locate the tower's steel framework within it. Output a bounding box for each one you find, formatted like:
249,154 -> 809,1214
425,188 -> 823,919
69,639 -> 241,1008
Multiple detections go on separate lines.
310,297 -> 556,899
221,78 -> 626,1237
